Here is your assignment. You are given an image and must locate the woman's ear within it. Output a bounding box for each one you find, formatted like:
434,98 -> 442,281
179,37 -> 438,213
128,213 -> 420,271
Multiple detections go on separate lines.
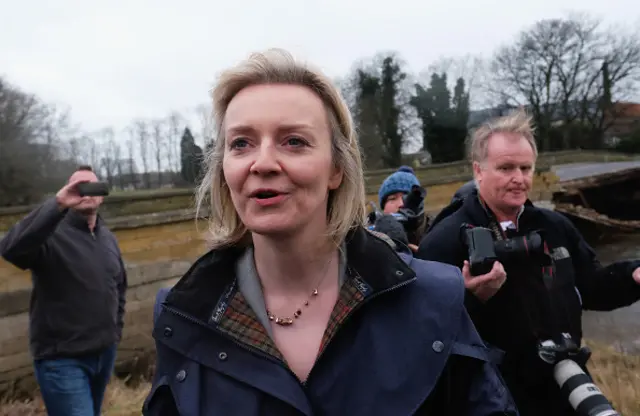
328,164 -> 343,191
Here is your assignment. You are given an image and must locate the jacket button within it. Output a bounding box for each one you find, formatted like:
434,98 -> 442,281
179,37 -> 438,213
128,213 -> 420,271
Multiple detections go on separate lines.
163,326 -> 173,338
176,370 -> 187,382
218,352 -> 228,361
395,270 -> 404,276
432,341 -> 444,353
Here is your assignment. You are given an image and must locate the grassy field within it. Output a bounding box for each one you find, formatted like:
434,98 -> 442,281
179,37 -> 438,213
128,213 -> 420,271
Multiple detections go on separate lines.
1,340 -> 638,415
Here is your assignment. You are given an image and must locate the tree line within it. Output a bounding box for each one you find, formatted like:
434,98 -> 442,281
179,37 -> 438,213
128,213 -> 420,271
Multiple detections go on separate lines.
0,83 -> 213,206
1,12 -> 639,207
342,13 -> 640,168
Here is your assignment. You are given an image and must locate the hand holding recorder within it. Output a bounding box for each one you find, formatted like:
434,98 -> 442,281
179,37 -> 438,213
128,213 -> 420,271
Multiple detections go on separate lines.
56,180 -> 110,210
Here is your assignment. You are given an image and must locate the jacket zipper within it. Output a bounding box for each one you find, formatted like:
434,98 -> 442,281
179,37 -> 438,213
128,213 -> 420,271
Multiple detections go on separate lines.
163,276 -> 416,388
302,276 -> 417,387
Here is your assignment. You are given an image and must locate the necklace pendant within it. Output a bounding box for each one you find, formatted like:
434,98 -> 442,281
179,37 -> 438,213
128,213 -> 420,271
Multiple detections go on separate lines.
275,317 -> 294,326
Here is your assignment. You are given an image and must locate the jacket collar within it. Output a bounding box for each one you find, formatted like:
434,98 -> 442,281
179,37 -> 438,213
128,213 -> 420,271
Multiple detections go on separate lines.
164,226 -> 417,324
464,193 -> 535,228
65,208 -> 103,232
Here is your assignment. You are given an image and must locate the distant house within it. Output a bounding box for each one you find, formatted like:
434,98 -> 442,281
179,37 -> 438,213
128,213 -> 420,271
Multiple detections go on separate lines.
605,102 -> 640,140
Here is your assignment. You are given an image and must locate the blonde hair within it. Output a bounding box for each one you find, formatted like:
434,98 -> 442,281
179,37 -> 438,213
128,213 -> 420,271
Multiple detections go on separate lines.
468,108 -> 538,165
195,48 -> 367,249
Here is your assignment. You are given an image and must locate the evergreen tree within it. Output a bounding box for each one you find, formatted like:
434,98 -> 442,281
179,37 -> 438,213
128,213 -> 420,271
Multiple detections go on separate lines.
348,53 -> 409,168
379,57 -> 406,167
180,127 -> 203,185
411,73 -> 470,163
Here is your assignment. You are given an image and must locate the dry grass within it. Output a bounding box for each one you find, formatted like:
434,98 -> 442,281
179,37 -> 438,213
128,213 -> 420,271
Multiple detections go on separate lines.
584,340 -> 640,415
0,378 -> 151,416
1,341 -> 638,415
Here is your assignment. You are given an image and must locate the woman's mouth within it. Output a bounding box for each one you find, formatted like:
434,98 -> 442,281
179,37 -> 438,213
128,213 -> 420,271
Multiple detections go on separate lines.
250,190 -> 288,207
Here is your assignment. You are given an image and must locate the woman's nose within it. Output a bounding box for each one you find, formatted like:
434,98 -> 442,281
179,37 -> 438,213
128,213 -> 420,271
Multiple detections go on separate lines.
250,141 -> 281,175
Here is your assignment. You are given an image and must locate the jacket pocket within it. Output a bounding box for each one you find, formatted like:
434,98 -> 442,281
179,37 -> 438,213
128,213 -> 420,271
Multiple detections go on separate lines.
143,375 -> 180,416
450,342 -> 519,416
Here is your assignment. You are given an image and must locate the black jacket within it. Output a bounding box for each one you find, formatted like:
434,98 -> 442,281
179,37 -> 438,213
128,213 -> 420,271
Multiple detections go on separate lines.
416,195 -> 640,416
0,198 -> 127,359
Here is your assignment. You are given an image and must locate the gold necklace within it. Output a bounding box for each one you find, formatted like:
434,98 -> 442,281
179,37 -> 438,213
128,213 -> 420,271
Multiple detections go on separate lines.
266,256 -> 334,327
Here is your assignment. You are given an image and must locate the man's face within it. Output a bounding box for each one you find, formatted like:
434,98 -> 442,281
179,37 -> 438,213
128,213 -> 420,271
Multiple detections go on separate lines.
69,170 -> 103,214
473,133 -> 535,216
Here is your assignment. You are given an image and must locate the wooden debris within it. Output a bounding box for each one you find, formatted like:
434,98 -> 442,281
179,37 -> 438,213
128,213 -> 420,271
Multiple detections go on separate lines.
554,203 -> 640,232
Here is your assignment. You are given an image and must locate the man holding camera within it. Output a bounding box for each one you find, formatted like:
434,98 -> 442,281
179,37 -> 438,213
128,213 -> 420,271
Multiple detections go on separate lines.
416,110 -> 640,416
0,166 -> 127,416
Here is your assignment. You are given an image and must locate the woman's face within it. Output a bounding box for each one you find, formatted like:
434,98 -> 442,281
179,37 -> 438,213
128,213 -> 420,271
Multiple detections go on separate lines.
222,83 -> 343,238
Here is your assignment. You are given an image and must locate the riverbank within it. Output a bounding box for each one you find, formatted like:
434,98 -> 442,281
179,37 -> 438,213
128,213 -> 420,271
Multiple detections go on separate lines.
1,340 -> 638,415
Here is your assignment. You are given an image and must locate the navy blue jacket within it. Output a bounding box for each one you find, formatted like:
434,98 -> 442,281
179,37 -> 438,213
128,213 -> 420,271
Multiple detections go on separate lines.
144,227 -> 518,415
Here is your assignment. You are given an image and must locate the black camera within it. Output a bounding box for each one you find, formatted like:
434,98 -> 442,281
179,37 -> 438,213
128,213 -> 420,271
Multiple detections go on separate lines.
539,334 -> 620,416
394,184 -> 426,224
77,181 -> 110,197
462,225 -> 550,276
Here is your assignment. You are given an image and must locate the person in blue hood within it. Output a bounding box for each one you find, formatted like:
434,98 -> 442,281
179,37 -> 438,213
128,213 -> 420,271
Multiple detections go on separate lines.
373,166 -> 429,251
378,166 -> 420,214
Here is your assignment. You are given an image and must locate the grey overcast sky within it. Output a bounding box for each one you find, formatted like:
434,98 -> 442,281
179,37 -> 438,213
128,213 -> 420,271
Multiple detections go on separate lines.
1,0 -> 637,136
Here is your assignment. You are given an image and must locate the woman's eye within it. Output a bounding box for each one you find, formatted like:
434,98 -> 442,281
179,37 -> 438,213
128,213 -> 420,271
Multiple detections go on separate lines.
285,136 -> 307,147
229,138 -> 249,149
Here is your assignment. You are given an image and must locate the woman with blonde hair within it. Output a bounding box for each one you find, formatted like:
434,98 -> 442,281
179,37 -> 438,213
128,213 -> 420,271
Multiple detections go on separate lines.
144,49 -> 517,416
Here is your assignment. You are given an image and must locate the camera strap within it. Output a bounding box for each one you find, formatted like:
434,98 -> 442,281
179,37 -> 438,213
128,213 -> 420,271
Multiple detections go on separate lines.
486,217 -> 564,344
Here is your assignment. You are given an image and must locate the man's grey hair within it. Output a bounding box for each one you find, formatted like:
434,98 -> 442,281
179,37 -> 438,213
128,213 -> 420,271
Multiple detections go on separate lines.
467,108 -> 538,165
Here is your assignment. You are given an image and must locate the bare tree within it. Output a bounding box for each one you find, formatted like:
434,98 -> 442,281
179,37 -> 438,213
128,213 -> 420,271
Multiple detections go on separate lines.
99,127 -> 119,186
0,78 -> 77,205
66,137 -> 83,165
124,127 -> 138,189
133,119 -> 151,188
113,140 -> 125,189
166,111 -> 183,174
488,13 -> 640,150
195,103 -> 215,147
151,118 -> 166,186
88,135 -> 102,174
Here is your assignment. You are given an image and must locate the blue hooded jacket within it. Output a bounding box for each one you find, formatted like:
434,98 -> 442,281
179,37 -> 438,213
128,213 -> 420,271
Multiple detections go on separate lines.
145,227 -> 518,415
